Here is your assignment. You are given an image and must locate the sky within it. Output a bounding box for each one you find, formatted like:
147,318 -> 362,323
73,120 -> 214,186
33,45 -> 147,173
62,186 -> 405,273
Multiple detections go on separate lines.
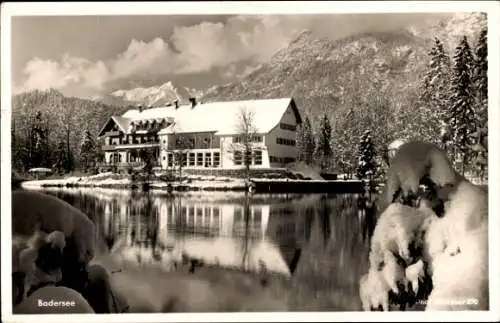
11,13 -> 452,99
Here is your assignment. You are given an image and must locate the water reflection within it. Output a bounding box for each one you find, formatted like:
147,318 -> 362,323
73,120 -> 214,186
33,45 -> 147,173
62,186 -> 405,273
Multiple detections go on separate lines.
36,187 -> 375,310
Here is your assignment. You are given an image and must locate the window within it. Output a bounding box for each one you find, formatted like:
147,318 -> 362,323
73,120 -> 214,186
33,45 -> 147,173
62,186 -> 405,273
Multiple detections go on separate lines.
233,136 -> 241,143
276,137 -> 296,146
182,153 -> 187,167
234,151 -> 242,165
244,150 -> 252,165
213,152 -> 220,167
188,207 -> 195,226
254,150 -> 262,165
196,153 -> 203,166
252,135 -> 263,142
167,206 -> 173,224
280,123 -> 296,131
196,207 -> 203,223
162,140 -> 166,144
205,152 -> 212,167
234,208 -> 243,222
254,208 -> 262,222
162,156 -> 166,161
167,153 -> 173,167
204,207 -> 211,223
188,153 -> 196,166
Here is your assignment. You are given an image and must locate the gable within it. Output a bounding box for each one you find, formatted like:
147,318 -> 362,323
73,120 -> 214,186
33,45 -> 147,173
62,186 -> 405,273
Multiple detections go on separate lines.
97,116 -> 130,137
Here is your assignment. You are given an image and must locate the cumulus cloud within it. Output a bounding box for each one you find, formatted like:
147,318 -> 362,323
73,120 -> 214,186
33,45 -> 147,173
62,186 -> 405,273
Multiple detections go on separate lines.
15,15 -> 309,96
14,13 -> 452,97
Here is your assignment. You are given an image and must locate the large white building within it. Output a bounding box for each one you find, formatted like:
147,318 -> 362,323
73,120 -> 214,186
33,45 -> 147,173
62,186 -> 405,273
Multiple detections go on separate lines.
97,98 -> 302,170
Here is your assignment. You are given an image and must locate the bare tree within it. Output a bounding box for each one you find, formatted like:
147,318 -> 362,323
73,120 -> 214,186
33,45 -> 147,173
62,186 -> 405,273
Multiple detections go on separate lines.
228,106 -> 260,182
161,123 -> 193,181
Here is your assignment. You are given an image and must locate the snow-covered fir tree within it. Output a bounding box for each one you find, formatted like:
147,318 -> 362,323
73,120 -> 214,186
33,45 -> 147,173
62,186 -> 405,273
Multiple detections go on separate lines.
29,111 -> 51,169
473,27 -> 488,132
314,114 -> 333,170
418,37 -> 452,146
79,130 -> 97,173
356,130 -> 378,182
296,116 -> 316,165
470,27 -> 488,181
446,36 -> 477,174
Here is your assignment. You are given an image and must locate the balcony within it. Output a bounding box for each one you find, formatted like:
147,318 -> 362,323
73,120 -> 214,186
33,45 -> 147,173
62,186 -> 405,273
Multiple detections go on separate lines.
102,141 -> 160,151
97,161 -> 161,170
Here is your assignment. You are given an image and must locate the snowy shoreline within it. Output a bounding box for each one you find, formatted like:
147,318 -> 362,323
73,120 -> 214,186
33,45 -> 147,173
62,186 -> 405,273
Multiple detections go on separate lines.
20,172 -> 365,193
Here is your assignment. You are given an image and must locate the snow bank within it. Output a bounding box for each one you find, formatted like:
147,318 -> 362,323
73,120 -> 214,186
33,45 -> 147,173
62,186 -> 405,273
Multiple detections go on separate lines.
12,190 -> 97,265
423,180 -> 488,311
361,179 -> 488,311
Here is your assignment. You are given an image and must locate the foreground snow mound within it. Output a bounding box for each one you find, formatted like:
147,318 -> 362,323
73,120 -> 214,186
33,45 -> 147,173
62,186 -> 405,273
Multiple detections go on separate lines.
424,180 -> 488,311
12,190 -> 96,265
361,179 -> 488,311
369,203 -> 437,270
382,141 -> 459,210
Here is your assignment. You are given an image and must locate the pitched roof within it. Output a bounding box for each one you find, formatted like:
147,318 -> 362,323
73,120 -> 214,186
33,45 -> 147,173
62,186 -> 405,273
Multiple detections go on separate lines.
99,98 -> 300,137
157,98 -> 299,135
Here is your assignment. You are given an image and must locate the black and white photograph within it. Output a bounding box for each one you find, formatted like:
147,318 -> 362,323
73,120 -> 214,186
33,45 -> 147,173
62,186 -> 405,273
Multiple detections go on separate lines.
1,1 -> 499,322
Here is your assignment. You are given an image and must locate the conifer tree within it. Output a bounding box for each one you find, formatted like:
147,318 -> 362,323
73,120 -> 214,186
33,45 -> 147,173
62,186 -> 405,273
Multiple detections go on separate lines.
297,116 -> 316,165
356,130 -> 377,182
447,36 -> 476,174
314,114 -> 332,170
80,129 -> 97,172
473,27 -> 488,132
419,37 -> 452,145
29,111 -> 51,169
471,27 -> 488,181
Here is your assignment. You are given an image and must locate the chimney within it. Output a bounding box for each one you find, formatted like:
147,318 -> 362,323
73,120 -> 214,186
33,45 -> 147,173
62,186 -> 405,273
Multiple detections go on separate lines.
189,97 -> 197,108
174,100 -> 180,109
138,105 -> 144,113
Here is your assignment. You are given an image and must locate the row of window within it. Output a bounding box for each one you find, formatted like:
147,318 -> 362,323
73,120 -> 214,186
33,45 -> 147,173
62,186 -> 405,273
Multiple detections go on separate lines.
276,137 -> 296,146
232,135 -> 263,143
233,150 -> 263,166
269,156 -> 296,164
167,205 -> 221,223
164,151 -> 221,167
107,135 -> 159,146
279,123 -> 296,131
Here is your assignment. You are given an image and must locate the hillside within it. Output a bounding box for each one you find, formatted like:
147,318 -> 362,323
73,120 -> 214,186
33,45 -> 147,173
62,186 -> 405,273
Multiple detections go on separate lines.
201,12 -> 486,127
203,29 -> 427,121
11,89 -> 129,170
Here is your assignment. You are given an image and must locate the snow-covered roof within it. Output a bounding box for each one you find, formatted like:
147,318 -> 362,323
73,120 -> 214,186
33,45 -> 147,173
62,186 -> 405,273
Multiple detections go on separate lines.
98,98 -> 300,137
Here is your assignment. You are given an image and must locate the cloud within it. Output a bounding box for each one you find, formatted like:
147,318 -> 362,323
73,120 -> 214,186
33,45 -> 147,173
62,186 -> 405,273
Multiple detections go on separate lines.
15,15 -> 310,97
14,13 -> 452,97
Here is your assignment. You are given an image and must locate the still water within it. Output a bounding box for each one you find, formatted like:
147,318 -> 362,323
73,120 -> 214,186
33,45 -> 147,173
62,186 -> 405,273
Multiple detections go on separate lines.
39,188 -> 375,311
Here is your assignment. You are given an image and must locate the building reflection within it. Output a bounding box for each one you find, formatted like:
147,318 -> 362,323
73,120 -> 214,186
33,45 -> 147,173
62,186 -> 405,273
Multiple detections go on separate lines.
91,190 -> 298,276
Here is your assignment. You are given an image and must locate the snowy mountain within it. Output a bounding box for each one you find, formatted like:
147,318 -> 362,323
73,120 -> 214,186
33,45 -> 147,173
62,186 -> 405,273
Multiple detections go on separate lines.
92,82 -> 205,107
109,81 -> 192,107
201,12 -> 486,124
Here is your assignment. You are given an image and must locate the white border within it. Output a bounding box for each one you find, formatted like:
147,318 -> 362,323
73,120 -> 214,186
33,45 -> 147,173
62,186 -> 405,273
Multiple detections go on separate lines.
1,1 -> 499,323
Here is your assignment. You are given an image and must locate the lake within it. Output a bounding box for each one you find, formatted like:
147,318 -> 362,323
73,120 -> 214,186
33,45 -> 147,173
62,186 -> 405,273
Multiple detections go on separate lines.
35,188 -> 376,311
